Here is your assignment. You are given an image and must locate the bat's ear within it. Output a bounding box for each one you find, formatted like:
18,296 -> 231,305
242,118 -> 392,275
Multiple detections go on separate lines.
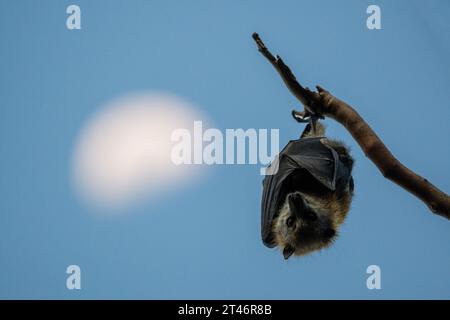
349,177 -> 354,193
283,245 -> 295,260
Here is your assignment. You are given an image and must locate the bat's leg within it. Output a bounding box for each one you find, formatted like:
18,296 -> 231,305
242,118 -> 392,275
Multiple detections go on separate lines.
300,121 -> 325,138
309,115 -> 319,136
300,123 -> 312,138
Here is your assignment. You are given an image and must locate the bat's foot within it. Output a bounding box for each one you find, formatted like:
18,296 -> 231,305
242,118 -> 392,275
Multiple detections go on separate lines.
293,108 -> 325,138
292,109 -> 310,123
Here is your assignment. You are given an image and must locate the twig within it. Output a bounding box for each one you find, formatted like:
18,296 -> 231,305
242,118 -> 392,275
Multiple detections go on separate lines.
252,32 -> 450,219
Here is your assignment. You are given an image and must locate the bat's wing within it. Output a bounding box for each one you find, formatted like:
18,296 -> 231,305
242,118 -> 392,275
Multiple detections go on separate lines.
261,137 -> 350,247
261,152 -> 298,247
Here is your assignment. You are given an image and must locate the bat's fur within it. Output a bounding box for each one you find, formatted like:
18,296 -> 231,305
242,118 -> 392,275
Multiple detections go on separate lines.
272,122 -> 354,259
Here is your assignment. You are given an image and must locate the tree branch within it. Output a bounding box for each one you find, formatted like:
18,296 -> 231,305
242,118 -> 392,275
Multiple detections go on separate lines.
252,32 -> 450,219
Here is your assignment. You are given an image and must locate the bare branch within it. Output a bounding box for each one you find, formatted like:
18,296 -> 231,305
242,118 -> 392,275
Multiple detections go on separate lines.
252,32 -> 450,219
252,33 -> 312,108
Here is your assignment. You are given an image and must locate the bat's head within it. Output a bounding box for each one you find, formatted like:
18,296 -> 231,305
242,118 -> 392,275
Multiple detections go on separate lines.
272,191 -> 351,259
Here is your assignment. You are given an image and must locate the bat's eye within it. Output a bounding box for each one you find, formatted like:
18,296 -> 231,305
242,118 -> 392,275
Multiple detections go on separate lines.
286,217 -> 295,228
305,210 -> 317,221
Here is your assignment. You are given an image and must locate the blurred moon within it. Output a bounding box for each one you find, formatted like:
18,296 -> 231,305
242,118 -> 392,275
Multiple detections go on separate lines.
72,93 -> 205,211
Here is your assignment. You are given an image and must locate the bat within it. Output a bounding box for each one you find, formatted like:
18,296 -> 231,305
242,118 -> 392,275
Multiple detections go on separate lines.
261,122 -> 354,259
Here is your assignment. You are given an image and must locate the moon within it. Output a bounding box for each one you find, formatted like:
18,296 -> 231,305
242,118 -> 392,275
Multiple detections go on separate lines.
72,92 -> 205,212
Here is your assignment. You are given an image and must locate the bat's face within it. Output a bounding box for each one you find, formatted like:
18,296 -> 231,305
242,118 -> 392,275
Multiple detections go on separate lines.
272,191 -> 351,259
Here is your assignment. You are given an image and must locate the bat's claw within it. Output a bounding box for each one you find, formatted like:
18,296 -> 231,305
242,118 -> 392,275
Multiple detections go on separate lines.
292,109 -> 310,123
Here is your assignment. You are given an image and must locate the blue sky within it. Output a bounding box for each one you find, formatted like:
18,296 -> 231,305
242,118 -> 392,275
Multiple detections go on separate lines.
0,0 -> 449,299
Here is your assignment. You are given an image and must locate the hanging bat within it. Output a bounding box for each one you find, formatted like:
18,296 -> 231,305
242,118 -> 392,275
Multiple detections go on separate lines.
261,121 -> 354,259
